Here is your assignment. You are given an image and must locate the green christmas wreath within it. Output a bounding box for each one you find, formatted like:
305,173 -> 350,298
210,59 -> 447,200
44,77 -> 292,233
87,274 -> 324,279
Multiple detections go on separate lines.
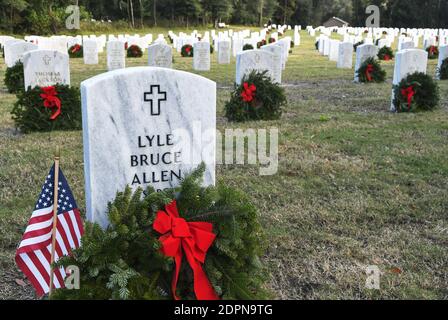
11,84 -> 82,133
393,72 -> 440,112
426,45 -> 439,60
181,44 -> 193,57
268,38 -> 276,44
243,44 -> 254,51
225,70 -> 286,122
68,44 -> 83,58
127,45 -> 143,58
4,61 -> 24,93
378,46 -> 394,61
257,39 -> 267,48
356,57 -> 386,83
51,164 -> 269,300
437,58 -> 448,80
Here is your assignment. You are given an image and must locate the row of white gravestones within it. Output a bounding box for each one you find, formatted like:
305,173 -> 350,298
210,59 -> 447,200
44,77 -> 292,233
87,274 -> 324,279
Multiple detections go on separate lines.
354,44 -> 378,82
23,50 -> 70,90
81,67 -> 216,228
390,49 -> 428,111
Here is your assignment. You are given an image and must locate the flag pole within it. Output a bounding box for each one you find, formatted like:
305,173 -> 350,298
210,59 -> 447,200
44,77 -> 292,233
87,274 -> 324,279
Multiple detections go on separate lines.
49,147 -> 60,297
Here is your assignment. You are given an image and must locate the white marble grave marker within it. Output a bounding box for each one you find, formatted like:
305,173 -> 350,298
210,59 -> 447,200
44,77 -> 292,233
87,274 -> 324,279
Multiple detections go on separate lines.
148,43 -> 172,69
107,40 -> 126,71
193,42 -> 211,71
354,44 -> 378,82
235,50 -> 275,85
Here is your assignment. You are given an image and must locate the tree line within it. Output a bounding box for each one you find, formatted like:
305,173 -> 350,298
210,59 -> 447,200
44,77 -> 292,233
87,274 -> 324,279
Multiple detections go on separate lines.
1,0 -> 447,34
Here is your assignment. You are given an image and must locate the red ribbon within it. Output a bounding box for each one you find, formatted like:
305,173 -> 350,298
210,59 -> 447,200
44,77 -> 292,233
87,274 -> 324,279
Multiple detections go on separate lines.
365,64 -> 375,82
429,46 -> 437,55
384,54 -> 391,61
241,82 -> 257,102
153,200 -> 219,300
185,46 -> 191,53
401,86 -> 415,110
71,44 -> 81,53
40,86 -> 62,120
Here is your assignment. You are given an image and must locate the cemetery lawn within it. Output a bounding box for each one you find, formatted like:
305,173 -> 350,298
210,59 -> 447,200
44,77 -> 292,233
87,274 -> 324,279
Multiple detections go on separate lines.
1,29 -> 447,300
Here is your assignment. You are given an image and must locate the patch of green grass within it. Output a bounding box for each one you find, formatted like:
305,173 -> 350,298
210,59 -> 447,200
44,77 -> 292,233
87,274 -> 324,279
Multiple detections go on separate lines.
0,29 -> 447,300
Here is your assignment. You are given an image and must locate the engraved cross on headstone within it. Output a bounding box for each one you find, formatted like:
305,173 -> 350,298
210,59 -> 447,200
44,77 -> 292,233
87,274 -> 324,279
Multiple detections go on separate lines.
143,85 -> 167,116
43,55 -> 51,65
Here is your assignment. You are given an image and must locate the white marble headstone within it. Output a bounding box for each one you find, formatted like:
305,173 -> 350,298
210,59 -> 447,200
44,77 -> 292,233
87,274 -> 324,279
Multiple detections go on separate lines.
354,44 -> 378,82
107,41 -> 126,71
148,43 -> 172,69
81,67 -> 216,228
329,40 -> 340,62
337,42 -> 353,69
235,50 -> 275,85
23,50 -> 70,90
5,41 -> 37,67
217,40 -> 231,64
193,42 -> 211,71
260,44 -> 282,83
83,39 -> 99,65
390,49 -> 428,111
436,45 -> 448,80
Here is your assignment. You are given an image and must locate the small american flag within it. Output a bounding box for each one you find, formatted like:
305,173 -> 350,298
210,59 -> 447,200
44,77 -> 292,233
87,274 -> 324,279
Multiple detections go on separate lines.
15,164 -> 84,297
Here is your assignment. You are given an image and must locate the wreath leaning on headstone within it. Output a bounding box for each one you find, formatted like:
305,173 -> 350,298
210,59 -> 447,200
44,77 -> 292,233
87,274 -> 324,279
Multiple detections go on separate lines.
353,40 -> 364,52
357,57 -> 386,83
426,45 -> 439,60
437,58 -> 448,80
4,61 -> 24,94
243,44 -> 254,51
127,45 -> 143,58
225,70 -> 286,122
68,44 -> 83,58
393,72 -> 440,113
51,164 -> 270,300
378,46 -> 394,61
181,44 -> 193,57
11,84 -> 82,133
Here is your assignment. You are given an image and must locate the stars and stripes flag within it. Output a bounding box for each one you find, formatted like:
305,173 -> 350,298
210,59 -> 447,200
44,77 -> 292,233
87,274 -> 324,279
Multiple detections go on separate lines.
15,164 -> 84,297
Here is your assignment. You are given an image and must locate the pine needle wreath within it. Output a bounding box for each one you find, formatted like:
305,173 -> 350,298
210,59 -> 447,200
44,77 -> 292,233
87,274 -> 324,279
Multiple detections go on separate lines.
356,57 -> 386,83
181,44 -> 193,57
243,44 -> 254,51
210,44 -> 214,54
11,84 -> 82,133
68,44 -> 83,58
437,58 -> 448,80
378,46 -> 394,61
4,61 -> 24,94
127,45 -> 143,58
268,38 -> 276,44
426,45 -> 439,60
51,164 -> 270,300
225,70 -> 286,122
315,41 -> 319,51
257,39 -> 267,49
393,72 -> 440,112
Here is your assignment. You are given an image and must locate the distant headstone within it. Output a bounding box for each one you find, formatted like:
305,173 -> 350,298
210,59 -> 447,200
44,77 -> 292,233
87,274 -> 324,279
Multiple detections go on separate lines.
436,45 -> 448,80
354,44 -> 378,82
217,40 -> 231,64
329,40 -> 340,62
337,42 -> 353,69
193,42 -> 211,71
23,50 -> 70,90
83,39 -> 99,65
235,50 -> 275,85
81,67 -> 216,228
107,41 -> 125,71
260,44 -> 282,83
390,49 -> 428,111
5,41 -> 37,67
148,43 -> 172,68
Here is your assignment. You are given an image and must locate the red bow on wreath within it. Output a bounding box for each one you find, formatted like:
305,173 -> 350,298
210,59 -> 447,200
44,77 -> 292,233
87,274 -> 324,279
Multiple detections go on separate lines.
40,86 -> 62,120
71,44 -> 81,53
153,200 -> 219,300
241,82 -> 257,102
401,85 -> 416,110
365,64 -> 375,82
384,54 -> 391,61
185,46 -> 191,54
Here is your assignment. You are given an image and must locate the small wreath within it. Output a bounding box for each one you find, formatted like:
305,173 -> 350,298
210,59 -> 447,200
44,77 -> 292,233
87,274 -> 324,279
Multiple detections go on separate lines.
437,58 -> 448,80
426,45 -> 439,60
181,44 -> 193,57
393,72 -> 440,112
210,44 -> 214,54
268,37 -> 276,44
68,44 -> 83,58
11,84 -> 82,133
356,57 -> 386,83
315,41 -> 319,51
4,61 -> 24,93
243,44 -> 254,51
257,39 -> 267,49
378,46 -> 394,61
127,45 -> 143,58
290,40 -> 295,48
225,70 -> 286,122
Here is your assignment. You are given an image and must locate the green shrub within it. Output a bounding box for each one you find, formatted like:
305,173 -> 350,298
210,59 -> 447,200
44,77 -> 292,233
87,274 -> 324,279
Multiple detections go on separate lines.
437,58 -> 448,80
5,61 -> 24,93
225,70 -> 286,122
11,85 -> 82,133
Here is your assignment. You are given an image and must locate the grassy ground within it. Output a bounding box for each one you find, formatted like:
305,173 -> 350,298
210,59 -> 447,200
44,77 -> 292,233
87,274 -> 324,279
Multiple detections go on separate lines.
0,29 -> 447,300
